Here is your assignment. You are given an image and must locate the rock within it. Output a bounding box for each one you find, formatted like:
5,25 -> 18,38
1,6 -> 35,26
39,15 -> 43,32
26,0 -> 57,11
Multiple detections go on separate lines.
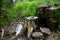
32,32 -> 43,38
40,27 -> 51,35
17,37 -> 26,40
15,22 -> 23,36
46,32 -> 60,40
48,6 -> 57,10
40,3 -> 49,7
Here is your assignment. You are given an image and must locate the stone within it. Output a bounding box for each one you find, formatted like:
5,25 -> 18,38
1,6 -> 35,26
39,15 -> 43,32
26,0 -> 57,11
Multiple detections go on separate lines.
15,22 -> 23,36
46,32 -> 60,40
48,6 -> 57,10
32,32 -> 43,38
40,27 -> 51,35
40,3 -> 49,7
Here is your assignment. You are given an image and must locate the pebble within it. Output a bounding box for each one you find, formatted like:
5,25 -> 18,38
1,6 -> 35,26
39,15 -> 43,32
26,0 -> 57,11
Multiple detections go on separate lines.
32,32 -> 43,38
40,27 -> 51,35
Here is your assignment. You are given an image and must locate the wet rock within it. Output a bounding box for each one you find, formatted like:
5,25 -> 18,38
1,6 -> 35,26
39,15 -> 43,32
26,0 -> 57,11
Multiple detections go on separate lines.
40,27 -> 51,35
46,32 -> 60,40
32,32 -> 43,38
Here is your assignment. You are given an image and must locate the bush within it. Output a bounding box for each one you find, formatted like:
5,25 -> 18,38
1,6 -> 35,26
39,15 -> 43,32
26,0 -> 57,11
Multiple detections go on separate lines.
0,0 -> 60,25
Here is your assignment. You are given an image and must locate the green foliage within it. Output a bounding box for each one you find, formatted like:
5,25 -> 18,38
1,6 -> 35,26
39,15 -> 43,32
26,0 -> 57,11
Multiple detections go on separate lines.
13,1 -> 40,17
0,0 -> 16,24
15,0 -> 60,17
0,0 -> 60,26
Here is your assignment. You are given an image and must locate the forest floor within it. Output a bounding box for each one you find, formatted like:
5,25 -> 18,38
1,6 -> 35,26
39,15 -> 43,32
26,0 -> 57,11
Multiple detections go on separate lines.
2,31 -> 60,40
12,31 -> 60,40
1,19 -> 60,40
